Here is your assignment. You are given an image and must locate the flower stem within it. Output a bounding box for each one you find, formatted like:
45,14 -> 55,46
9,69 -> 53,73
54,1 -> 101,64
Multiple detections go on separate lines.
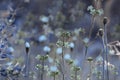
25,53 -> 29,80
75,70 -> 77,80
102,24 -> 109,80
41,59 -> 45,80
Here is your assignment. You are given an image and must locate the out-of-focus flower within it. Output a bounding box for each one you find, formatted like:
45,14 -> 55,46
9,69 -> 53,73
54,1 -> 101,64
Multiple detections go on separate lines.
39,15 -> 49,23
64,53 -> 71,60
69,42 -> 75,48
50,66 -> 58,72
7,47 -> 14,53
48,57 -> 53,63
56,47 -> 62,54
97,9 -> 104,16
25,42 -> 30,53
87,5 -> 94,11
83,37 -> 89,44
73,59 -> 79,66
109,49 -> 115,55
43,46 -> 51,54
38,35 -> 47,42
25,42 -> 30,48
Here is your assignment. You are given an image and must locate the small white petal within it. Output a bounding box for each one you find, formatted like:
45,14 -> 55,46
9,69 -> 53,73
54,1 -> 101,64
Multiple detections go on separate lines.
56,47 -> 62,54
8,47 -> 14,52
38,35 -> 47,42
43,46 -> 51,52
69,42 -> 75,48
50,66 -> 58,72
48,57 -> 53,63
73,59 -> 79,65
25,42 -> 30,48
64,53 -> 71,60
83,37 -> 89,44
40,16 -> 49,23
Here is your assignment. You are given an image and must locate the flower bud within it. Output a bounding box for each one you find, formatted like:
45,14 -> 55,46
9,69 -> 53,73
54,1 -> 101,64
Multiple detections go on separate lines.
97,28 -> 104,37
25,42 -> 30,53
103,17 -> 108,25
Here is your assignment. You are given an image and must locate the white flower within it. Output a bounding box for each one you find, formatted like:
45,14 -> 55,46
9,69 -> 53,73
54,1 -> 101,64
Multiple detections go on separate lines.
109,49 -> 115,55
38,35 -> 47,42
43,46 -> 51,52
87,5 -> 94,11
50,66 -> 58,72
69,42 -> 75,48
40,15 -> 49,23
64,53 -> 71,60
83,37 -> 89,44
56,47 -> 62,54
96,56 -> 103,62
25,42 -> 30,48
48,57 -> 53,63
97,9 -> 104,16
73,59 -> 79,66
8,47 -> 14,52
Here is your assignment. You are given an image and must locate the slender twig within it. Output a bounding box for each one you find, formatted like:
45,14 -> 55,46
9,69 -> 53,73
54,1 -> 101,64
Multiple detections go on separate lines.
104,24 -> 109,80
89,16 -> 96,39
89,61 -> 92,80
25,53 -> 29,80
41,58 -> 45,80
75,70 -> 77,80
61,36 -> 65,80
53,75 -> 56,80
102,23 -> 109,80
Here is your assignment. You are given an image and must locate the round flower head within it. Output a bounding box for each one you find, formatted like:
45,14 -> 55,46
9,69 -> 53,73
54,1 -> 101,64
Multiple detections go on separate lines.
7,47 -> 14,53
38,35 -> 47,42
64,53 -> 71,60
97,28 -> 104,37
48,57 -> 53,63
50,66 -> 58,72
69,42 -> 75,48
83,37 -> 89,44
25,42 -> 30,53
56,47 -> 62,54
40,15 -> 49,23
43,46 -> 51,54
25,42 -> 30,48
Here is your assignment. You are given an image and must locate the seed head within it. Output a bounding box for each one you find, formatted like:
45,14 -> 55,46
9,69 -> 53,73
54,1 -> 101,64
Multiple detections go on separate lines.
103,17 -> 108,25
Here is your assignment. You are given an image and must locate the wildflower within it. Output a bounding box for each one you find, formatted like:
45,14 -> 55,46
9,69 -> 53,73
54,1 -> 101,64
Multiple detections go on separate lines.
97,28 -> 104,37
64,53 -> 71,60
69,42 -> 75,48
83,37 -> 89,44
73,59 -> 79,66
87,5 -> 94,11
56,47 -> 62,54
38,35 -> 47,42
97,9 -> 104,16
43,46 -> 51,54
69,42 -> 75,51
39,15 -> 49,23
103,17 -> 108,25
50,66 -> 58,72
7,47 -> 14,53
87,57 -> 93,62
25,42 -> 30,53
48,57 -> 54,63
109,49 -> 115,55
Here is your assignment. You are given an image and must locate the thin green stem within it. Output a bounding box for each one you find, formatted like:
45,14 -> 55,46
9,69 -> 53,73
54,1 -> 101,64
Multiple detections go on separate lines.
75,70 -> 77,80
41,59 -> 44,80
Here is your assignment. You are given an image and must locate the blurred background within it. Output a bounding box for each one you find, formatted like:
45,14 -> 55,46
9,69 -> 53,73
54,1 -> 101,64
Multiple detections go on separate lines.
0,0 -> 120,80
